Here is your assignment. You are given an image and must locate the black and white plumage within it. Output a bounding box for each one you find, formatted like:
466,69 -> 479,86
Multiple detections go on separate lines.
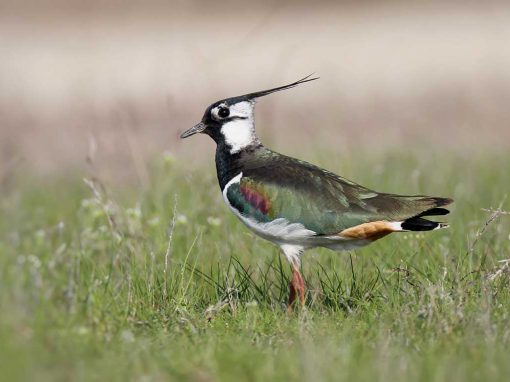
181,76 -> 453,308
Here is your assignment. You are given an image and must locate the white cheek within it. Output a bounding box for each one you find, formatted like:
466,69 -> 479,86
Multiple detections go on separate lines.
229,101 -> 253,117
221,119 -> 256,153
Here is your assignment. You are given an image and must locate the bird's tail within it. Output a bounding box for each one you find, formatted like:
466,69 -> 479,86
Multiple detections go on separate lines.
400,202 -> 452,231
401,217 -> 448,231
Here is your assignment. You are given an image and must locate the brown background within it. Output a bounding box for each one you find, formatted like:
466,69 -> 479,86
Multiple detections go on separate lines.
2,1 -> 509,181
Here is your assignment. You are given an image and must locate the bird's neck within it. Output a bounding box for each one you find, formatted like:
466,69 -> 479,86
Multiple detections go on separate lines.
215,141 -> 264,190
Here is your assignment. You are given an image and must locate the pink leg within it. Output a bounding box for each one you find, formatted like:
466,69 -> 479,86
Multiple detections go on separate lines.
288,265 -> 305,311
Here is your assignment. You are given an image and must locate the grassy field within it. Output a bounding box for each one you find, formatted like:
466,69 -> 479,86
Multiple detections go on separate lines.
1,147 -> 509,381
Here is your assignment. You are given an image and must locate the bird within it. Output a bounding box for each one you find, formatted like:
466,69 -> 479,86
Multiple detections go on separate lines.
180,75 -> 453,309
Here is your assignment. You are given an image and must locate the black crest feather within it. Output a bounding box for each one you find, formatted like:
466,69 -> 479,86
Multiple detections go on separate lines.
241,74 -> 319,100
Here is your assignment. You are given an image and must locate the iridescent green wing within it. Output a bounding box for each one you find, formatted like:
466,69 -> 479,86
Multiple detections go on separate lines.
226,154 -> 451,235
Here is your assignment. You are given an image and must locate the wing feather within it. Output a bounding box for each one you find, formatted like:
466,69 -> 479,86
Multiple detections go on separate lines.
225,151 -> 452,235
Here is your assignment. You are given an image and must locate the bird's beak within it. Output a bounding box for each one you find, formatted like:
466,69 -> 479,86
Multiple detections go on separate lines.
180,122 -> 206,139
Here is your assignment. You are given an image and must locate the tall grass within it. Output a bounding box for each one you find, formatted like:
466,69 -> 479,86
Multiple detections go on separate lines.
0,148 -> 509,381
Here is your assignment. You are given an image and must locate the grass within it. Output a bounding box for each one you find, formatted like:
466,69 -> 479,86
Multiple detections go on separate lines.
1,147 -> 509,381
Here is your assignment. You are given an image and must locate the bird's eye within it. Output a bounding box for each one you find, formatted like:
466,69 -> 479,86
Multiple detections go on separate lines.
218,107 -> 230,118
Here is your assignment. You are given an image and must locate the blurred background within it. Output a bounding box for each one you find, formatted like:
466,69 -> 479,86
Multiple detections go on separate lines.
2,0 -> 510,184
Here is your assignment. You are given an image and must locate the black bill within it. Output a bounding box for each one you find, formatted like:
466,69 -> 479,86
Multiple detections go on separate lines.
180,122 -> 206,139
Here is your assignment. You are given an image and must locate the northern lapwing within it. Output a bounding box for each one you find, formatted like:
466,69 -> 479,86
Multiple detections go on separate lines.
180,76 -> 453,309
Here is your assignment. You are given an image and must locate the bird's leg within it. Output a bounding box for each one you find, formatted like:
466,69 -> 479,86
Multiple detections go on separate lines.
288,264 -> 305,310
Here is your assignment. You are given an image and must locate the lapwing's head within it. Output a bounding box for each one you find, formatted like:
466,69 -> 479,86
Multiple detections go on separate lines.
180,75 -> 319,154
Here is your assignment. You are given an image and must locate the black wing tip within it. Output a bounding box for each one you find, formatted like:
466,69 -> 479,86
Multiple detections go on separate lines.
416,207 -> 451,218
416,196 -> 453,207
413,196 -> 453,219
434,197 -> 454,207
